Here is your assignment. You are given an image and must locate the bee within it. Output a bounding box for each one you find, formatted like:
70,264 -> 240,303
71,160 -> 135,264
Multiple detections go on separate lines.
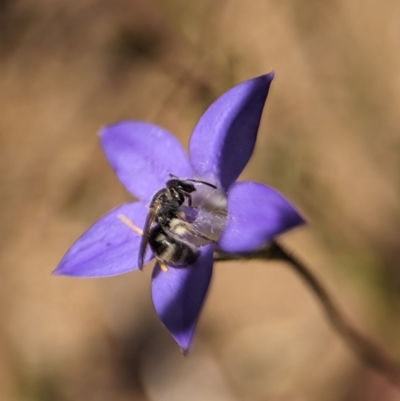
138,175 -> 217,269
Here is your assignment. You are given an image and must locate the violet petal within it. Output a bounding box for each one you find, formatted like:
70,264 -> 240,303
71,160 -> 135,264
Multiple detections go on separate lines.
100,121 -> 194,202
189,73 -> 274,190
54,202 -> 153,277
151,245 -> 214,352
218,181 -> 305,253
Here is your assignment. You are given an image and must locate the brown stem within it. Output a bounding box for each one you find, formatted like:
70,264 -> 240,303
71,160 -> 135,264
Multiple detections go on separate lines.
214,241 -> 400,388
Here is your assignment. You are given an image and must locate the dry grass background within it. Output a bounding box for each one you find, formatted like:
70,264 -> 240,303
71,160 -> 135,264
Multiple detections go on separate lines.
1,0 -> 400,399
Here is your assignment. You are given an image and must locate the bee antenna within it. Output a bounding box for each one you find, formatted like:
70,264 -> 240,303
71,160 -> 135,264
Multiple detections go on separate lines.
169,173 -> 178,179
187,179 -> 217,189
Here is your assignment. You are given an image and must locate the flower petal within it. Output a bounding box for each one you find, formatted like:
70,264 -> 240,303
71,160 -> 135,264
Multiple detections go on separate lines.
151,245 -> 214,352
189,73 -> 274,190
218,181 -> 305,253
54,202 -> 153,277
100,121 -> 194,202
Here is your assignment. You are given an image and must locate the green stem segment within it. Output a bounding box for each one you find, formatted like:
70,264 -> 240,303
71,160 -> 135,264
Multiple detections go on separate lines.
214,241 -> 400,388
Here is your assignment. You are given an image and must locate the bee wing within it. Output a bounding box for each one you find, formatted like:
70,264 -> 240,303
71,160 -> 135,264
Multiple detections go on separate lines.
138,206 -> 157,269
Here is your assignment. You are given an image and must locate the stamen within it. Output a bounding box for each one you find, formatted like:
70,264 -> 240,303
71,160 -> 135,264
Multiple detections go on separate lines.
117,214 -> 143,236
159,261 -> 169,272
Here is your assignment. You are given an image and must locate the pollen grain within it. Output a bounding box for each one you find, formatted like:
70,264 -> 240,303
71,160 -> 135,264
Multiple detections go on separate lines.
159,262 -> 169,273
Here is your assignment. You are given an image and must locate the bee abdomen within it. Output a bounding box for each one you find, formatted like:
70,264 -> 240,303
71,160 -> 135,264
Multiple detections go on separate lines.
149,225 -> 198,267
169,242 -> 198,266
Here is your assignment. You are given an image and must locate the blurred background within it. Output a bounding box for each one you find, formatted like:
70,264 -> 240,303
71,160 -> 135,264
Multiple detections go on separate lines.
1,0 -> 400,399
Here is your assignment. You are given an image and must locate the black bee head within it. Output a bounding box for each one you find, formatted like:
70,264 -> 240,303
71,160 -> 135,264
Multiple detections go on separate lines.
166,179 -> 196,194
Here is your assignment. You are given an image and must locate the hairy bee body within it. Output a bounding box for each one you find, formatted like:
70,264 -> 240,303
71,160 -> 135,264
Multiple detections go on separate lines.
138,176 -> 216,269
148,224 -> 198,267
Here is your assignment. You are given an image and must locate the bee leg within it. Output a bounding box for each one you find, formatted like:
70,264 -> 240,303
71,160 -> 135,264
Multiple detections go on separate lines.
159,261 -> 169,272
117,214 -> 143,236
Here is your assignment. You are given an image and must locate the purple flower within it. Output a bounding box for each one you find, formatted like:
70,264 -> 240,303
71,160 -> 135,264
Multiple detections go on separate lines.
54,72 -> 304,352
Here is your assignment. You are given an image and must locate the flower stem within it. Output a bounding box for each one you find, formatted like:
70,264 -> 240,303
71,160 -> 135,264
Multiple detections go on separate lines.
214,241 -> 400,388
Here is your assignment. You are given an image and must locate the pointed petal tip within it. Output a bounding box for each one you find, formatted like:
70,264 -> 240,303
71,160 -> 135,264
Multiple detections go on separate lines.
52,261 -> 76,277
288,204 -> 307,228
254,70 -> 275,85
261,71 -> 275,88
297,213 -> 307,227
173,331 -> 194,354
51,264 -> 88,278
51,267 -> 63,276
97,125 -> 106,138
98,122 -> 116,139
99,121 -> 132,142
